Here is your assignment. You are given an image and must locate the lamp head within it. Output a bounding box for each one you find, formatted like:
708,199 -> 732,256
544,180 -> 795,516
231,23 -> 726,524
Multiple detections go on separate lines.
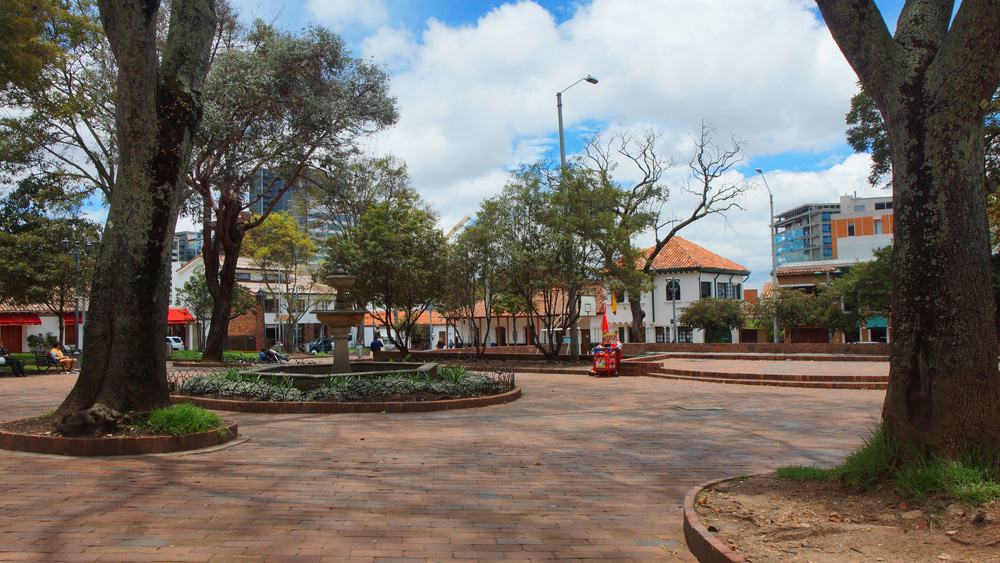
754,168 -> 763,175
584,75 -> 599,84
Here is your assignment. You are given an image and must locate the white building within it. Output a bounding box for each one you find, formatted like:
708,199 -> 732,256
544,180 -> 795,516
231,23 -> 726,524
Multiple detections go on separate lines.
599,237 -> 750,344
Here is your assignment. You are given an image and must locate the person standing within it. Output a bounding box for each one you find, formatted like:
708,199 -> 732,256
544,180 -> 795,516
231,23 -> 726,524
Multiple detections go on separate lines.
369,334 -> 384,353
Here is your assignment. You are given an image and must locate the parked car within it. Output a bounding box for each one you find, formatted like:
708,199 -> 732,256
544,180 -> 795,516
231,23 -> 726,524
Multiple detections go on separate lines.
308,337 -> 334,354
165,336 -> 185,351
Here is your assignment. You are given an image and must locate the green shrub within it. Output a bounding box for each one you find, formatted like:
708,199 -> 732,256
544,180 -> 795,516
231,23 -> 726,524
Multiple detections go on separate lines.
143,403 -> 222,436
438,365 -> 468,383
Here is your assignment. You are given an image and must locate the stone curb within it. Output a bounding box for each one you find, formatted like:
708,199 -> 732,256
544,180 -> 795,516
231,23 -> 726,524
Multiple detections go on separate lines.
0,422 -> 239,457
170,387 -> 522,413
683,477 -> 748,563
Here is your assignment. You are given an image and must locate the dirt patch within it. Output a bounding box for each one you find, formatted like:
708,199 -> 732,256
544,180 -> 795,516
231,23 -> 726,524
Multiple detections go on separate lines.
0,415 -> 231,438
696,474 -> 1000,562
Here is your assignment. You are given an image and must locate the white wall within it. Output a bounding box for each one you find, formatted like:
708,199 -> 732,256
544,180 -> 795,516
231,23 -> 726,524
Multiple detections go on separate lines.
837,234 -> 893,262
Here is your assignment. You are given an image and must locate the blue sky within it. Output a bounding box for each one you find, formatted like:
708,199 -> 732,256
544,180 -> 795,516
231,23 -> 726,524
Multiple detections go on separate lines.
136,1 -> 925,285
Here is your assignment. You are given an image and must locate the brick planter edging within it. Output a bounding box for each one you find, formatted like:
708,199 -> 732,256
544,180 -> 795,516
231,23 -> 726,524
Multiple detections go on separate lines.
683,476 -> 748,563
0,422 -> 239,457
170,387 -> 522,414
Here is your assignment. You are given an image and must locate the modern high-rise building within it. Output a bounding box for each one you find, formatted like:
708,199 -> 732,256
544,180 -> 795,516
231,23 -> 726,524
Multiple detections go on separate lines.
172,231 -> 204,263
247,169 -> 335,244
774,202 -> 840,264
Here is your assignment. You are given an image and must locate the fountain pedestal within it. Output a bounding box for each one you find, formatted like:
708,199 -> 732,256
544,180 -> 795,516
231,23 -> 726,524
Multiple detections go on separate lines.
314,275 -> 366,374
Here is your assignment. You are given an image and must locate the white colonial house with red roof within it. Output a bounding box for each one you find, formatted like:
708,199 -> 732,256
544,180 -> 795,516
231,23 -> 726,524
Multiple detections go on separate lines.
598,236 -> 750,344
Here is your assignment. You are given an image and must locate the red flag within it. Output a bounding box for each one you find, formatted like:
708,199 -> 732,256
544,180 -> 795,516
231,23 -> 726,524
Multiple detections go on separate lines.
601,310 -> 609,334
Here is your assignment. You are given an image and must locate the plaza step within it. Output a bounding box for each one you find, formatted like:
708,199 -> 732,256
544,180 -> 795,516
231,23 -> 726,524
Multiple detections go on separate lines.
654,366 -> 888,383
649,371 -> 887,390
649,352 -> 888,362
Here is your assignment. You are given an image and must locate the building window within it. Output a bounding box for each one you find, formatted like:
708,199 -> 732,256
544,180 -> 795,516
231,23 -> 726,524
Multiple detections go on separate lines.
716,282 -> 739,300
655,326 -> 666,343
264,298 -> 278,313
665,278 -> 681,300
874,219 -> 882,234
847,223 -> 856,236
617,327 -> 626,343
235,272 -> 251,281
677,327 -> 694,343
613,288 -> 625,303
854,204 -> 866,212
700,281 -> 712,299
875,201 -> 892,210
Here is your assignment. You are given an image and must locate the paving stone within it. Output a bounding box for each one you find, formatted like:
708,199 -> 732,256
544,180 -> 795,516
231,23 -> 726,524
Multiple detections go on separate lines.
0,371 -> 883,561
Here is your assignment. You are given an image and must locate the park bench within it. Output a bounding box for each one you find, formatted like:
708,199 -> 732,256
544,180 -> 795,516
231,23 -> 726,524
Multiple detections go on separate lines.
33,351 -> 58,372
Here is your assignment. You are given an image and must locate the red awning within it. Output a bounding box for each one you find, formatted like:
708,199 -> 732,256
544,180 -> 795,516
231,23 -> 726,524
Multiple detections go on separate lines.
0,313 -> 42,326
62,313 -> 80,326
168,308 -> 195,325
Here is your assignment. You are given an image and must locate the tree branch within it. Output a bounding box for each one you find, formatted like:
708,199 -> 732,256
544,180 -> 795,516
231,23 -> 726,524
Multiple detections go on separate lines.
815,0 -> 898,109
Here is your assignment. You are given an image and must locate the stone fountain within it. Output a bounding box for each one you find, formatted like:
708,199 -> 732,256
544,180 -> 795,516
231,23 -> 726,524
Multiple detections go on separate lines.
313,274 -> 367,374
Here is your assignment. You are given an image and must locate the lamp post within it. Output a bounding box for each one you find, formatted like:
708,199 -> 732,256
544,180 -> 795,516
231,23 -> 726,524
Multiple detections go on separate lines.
755,169 -> 780,344
60,238 -> 94,353
256,289 -> 266,350
557,74 -> 598,358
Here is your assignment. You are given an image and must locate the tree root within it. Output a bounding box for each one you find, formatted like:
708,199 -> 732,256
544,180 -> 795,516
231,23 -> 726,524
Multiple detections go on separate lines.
54,404 -> 132,437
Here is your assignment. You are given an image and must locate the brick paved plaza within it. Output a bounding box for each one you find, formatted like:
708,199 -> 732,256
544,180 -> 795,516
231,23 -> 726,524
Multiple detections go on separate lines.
0,372 -> 884,561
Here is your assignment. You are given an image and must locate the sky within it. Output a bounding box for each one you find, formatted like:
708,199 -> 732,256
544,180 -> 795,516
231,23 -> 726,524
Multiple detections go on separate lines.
151,0 -> 911,286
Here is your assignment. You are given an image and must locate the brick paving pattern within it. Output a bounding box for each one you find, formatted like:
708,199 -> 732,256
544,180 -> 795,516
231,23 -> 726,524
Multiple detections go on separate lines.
0,371 -> 884,561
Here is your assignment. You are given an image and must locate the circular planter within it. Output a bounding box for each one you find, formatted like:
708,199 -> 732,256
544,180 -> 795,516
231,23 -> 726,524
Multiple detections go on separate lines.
170,387 -> 522,414
683,477 -> 748,563
0,422 -> 239,457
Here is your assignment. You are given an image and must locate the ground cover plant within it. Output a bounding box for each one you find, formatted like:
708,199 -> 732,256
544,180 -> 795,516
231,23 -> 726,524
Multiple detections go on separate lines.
170,350 -> 259,363
777,425 -> 1000,505
176,365 -> 508,402
140,403 -> 225,436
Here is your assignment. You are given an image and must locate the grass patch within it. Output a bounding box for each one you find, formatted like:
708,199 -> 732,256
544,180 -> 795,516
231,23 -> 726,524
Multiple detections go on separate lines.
169,350 -> 260,362
142,403 -> 223,436
775,465 -> 833,481
777,423 -> 1000,505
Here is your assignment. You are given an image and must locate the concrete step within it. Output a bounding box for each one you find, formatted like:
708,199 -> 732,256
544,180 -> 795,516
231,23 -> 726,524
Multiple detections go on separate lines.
650,352 -> 887,362
649,371 -> 887,390
655,367 -> 887,383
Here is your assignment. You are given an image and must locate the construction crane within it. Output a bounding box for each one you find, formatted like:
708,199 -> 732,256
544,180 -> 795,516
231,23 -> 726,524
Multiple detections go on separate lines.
445,214 -> 471,241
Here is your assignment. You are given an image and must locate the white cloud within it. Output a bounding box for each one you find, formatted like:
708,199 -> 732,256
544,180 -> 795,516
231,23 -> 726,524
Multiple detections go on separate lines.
307,0 -> 388,29
348,1 -> 869,281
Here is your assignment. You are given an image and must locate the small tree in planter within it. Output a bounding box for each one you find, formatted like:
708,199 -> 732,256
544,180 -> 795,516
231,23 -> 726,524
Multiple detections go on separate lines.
678,298 -> 743,343
27,332 -> 59,352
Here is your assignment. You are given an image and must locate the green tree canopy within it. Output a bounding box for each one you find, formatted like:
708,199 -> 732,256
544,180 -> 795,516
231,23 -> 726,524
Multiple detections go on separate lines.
678,298 -> 743,334
324,200 -> 445,354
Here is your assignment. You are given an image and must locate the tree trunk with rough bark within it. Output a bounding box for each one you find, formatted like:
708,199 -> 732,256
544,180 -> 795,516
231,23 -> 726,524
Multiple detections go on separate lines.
817,0 -> 1000,457
202,239 -> 240,361
57,0 -> 216,418
627,296 -> 646,343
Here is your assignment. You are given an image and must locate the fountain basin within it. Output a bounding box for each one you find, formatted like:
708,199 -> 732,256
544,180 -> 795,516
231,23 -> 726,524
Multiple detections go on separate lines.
314,310 -> 366,329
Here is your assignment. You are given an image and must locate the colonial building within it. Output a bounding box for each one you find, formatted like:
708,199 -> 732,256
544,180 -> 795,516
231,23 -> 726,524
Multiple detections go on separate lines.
601,237 -> 750,344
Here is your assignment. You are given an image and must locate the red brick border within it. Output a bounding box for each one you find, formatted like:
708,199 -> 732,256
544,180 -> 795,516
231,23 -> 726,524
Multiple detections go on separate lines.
170,387 -> 522,413
683,477 -> 748,563
0,423 -> 239,457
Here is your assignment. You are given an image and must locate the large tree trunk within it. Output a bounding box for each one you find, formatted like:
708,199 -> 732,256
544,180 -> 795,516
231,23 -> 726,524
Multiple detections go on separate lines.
58,0 -> 216,417
817,0 -> 1000,458
202,236 -> 240,361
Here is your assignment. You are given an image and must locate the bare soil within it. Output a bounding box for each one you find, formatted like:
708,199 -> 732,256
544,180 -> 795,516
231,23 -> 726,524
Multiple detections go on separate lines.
0,415 -> 229,438
696,474 -> 1000,562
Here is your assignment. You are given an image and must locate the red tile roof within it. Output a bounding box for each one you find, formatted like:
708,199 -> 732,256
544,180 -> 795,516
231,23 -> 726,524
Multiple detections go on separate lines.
642,237 -> 749,273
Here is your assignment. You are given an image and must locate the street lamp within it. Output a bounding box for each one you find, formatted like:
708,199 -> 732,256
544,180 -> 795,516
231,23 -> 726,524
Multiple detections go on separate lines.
60,237 -> 94,353
256,289 -> 266,349
755,169 -> 780,344
557,74 -> 598,358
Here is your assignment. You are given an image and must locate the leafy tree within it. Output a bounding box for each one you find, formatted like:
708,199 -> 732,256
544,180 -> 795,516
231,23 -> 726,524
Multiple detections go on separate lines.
176,267 -> 255,350
55,0 -> 217,429
488,164 -> 601,360
243,212 -> 320,351
830,246 -> 892,323
305,155 -> 419,235
189,22 -> 397,362
678,298 -> 743,340
818,0 -> 1000,457
324,200 -> 445,355
441,204 -> 502,357
0,216 -> 100,343
0,0 -> 62,92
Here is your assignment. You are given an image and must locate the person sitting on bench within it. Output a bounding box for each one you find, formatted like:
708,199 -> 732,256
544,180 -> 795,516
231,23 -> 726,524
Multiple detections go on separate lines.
0,346 -> 26,376
49,345 -> 77,372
